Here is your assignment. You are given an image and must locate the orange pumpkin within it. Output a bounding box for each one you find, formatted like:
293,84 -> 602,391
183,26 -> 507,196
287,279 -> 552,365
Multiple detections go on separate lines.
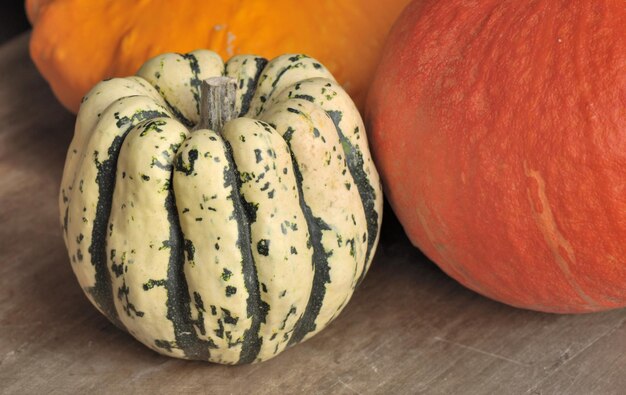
367,0 -> 626,313
26,0 -> 410,113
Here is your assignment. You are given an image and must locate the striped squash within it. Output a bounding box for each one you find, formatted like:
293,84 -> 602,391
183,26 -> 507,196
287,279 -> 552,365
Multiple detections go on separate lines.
59,50 -> 383,364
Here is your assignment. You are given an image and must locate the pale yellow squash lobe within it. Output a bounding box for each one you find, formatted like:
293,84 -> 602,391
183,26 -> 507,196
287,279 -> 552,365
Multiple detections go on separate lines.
221,118 -> 314,361
247,54 -> 335,118
62,95 -> 171,324
261,99 -> 367,342
270,78 -> 383,275
172,130 -> 252,365
107,117 -> 189,357
60,78 -> 166,249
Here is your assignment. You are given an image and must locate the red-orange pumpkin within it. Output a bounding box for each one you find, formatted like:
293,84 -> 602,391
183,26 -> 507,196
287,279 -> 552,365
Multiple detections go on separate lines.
367,0 -> 626,313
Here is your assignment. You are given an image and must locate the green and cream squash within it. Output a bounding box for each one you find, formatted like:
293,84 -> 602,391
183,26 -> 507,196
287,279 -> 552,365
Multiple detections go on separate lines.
59,50 -> 383,364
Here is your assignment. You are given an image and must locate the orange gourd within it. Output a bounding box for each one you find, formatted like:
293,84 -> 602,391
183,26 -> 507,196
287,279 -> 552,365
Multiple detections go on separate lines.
367,0 -> 626,313
26,0 -> 410,113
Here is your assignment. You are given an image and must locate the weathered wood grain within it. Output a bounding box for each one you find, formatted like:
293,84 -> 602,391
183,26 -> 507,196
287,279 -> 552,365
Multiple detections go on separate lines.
1,33 -> 625,395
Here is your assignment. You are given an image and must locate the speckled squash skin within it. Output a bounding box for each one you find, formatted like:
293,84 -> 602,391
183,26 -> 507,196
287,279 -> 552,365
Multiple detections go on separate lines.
367,0 -> 626,313
26,0 -> 411,113
60,51 -> 382,363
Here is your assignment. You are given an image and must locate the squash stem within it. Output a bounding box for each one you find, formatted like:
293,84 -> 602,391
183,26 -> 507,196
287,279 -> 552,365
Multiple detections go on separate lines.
195,76 -> 237,132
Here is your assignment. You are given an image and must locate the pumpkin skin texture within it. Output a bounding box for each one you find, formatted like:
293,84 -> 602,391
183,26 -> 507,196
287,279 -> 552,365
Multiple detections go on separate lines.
60,51 -> 383,363
367,0 -> 626,313
26,0 -> 411,113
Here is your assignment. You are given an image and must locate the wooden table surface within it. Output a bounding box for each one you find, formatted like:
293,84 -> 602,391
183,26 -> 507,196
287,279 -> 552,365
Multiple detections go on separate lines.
1,33 -> 625,395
